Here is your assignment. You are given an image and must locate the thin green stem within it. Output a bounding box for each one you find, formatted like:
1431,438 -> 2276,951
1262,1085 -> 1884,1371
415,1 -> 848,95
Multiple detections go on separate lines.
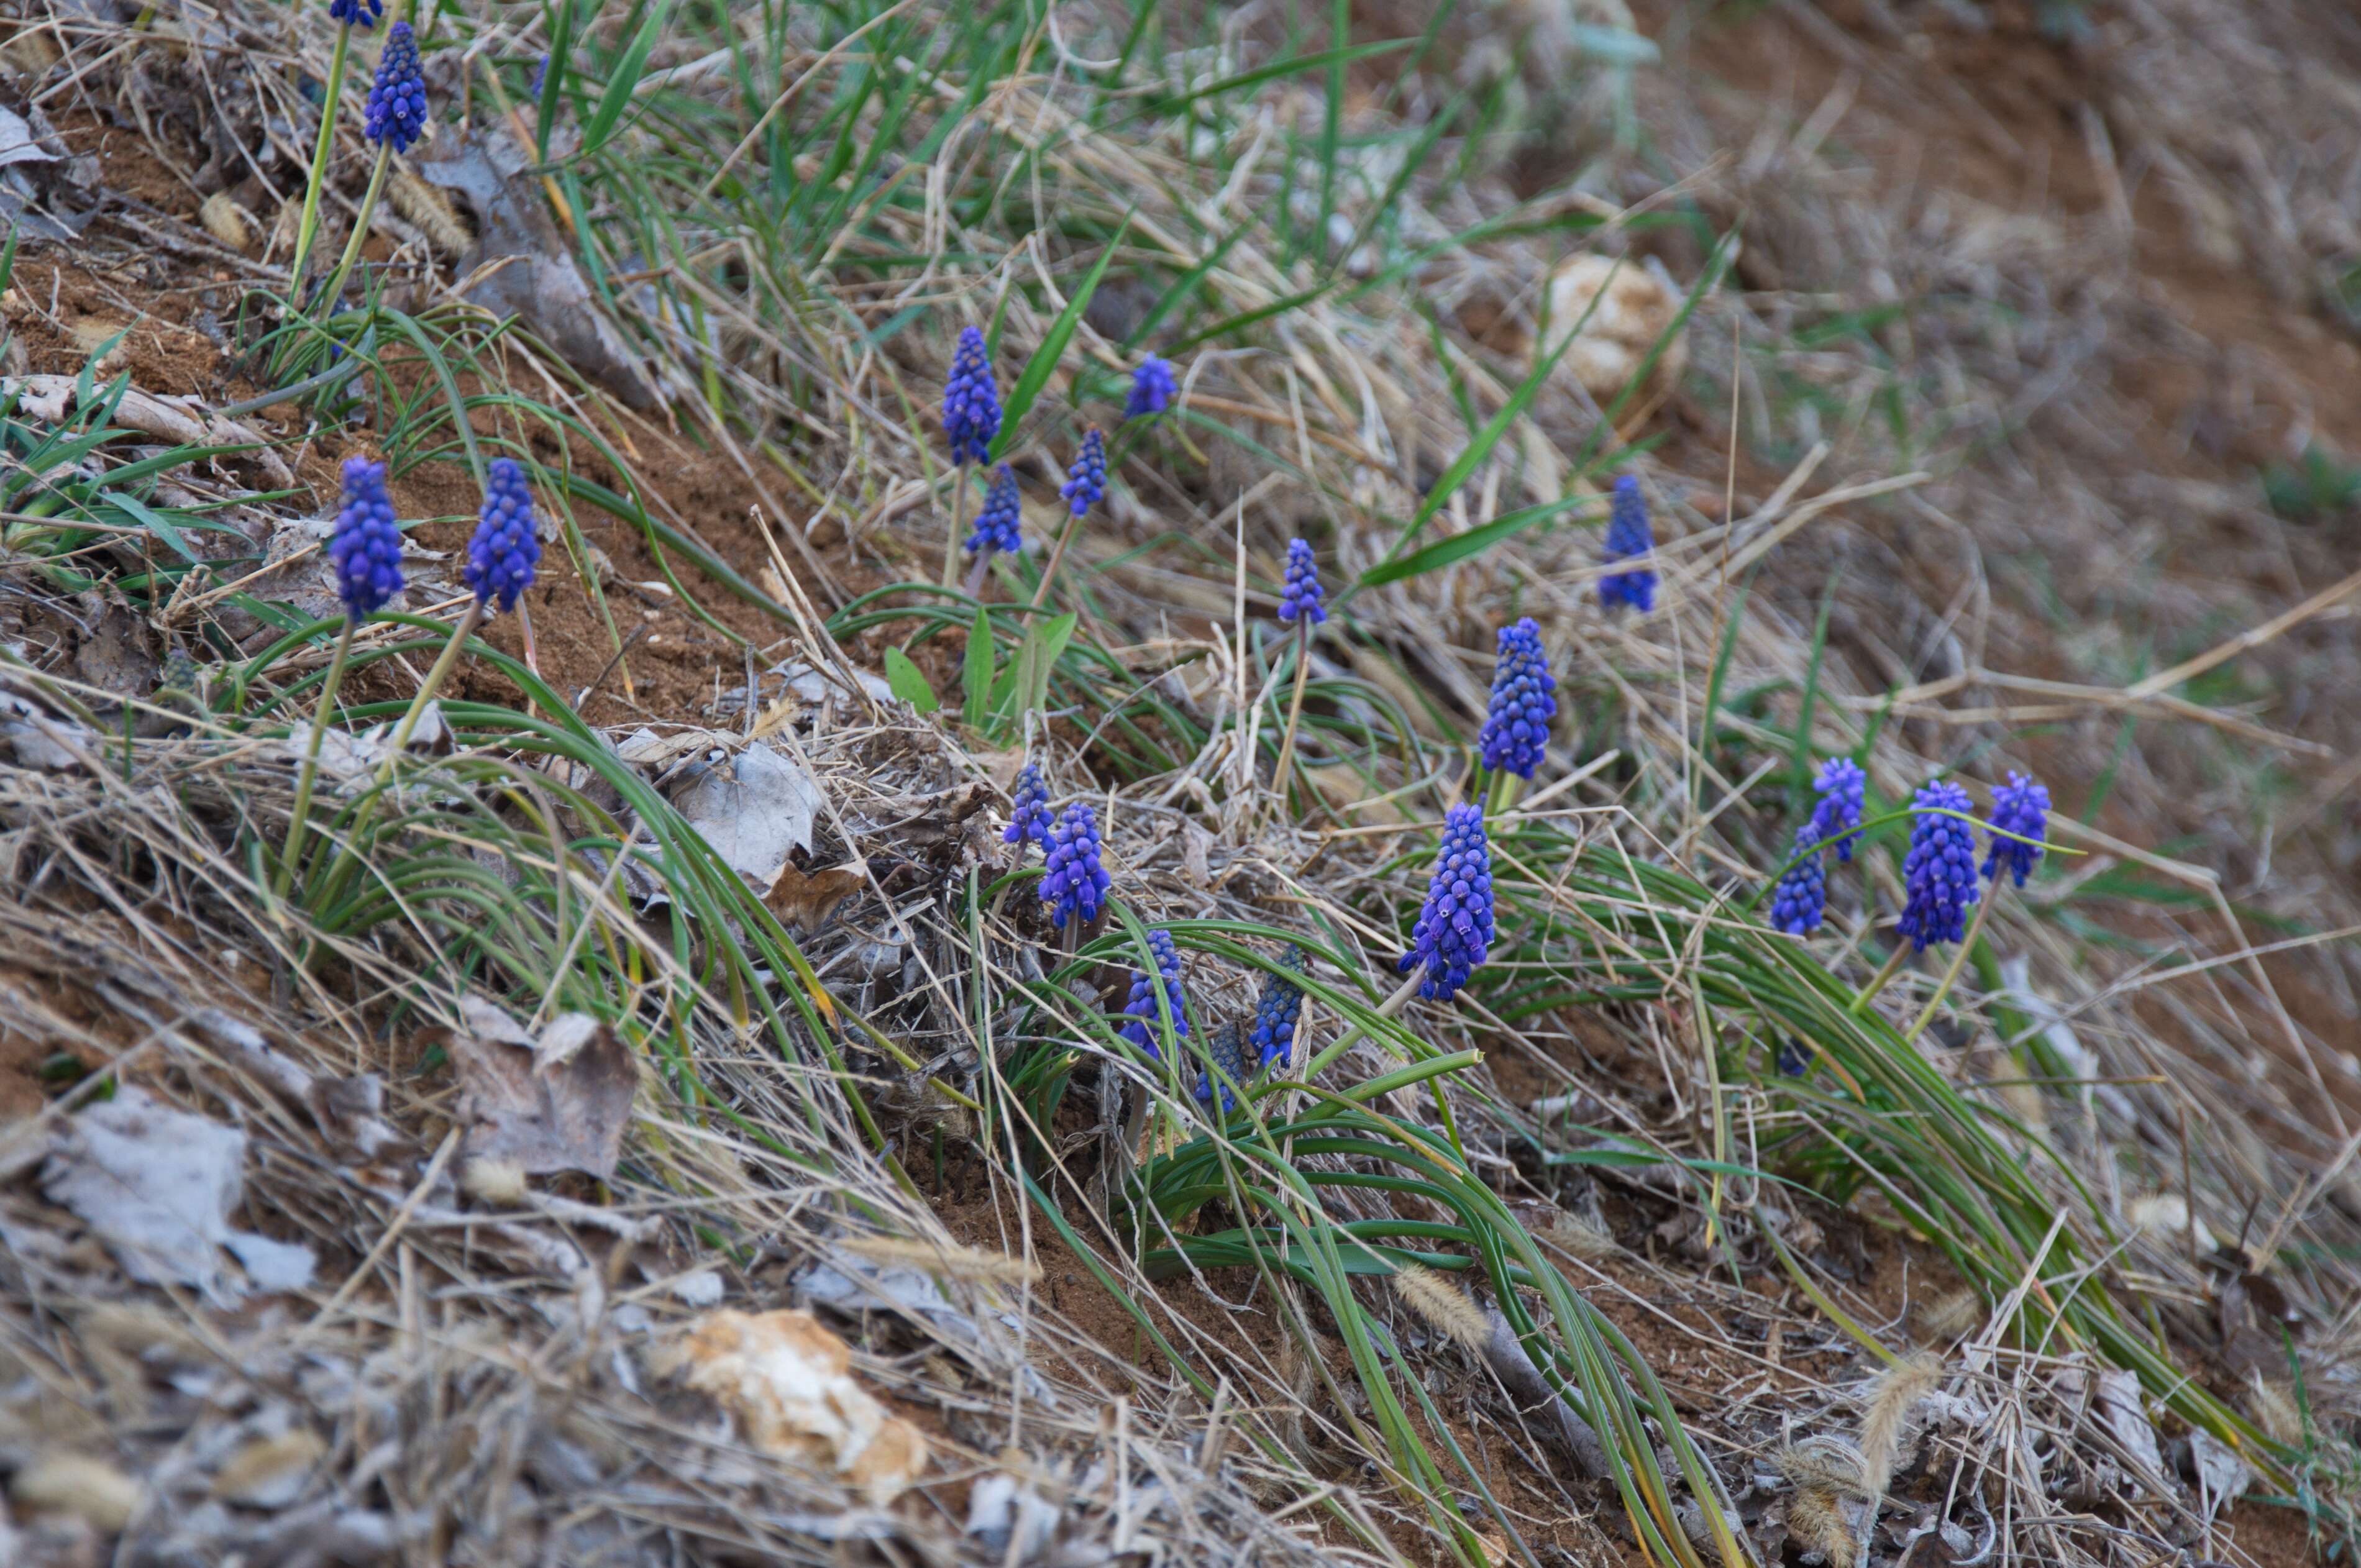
1267,619 -> 1310,823
1848,941 -> 1912,1016
1300,969 -> 1423,1083
286,22 -> 356,312
274,618 -> 355,900
311,139 -> 395,318
1903,887 -> 1996,1044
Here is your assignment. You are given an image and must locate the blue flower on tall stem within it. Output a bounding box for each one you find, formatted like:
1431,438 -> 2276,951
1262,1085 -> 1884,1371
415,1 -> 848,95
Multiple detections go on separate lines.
965,465 -> 1023,558
1003,762 -> 1052,849
1897,780 -> 1980,950
1770,821 -> 1829,936
1118,928 -> 1189,1062
1126,354 -> 1176,419
1041,801 -> 1110,928
462,458 -> 541,613
1399,803 -> 1494,1001
328,457 -> 404,621
363,22 -> 429,155
1981,771 -> 2050,888
1278,538 -> 1326,626
1059,427 -> 1107,516
1477,617 -> 1557,779
329,0 -> 383,29
942,326 -> 1001,466
1600,475 -> 1657,613
1807,757 -> 1867,861
1197,1022 -> 1250,1113
1250,945 -> 1308,1072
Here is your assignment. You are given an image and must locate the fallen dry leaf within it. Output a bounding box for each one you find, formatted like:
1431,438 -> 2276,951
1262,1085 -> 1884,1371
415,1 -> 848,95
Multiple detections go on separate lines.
662,1309 -> 928,1506
0,374 -> 294,486
670,742 -> 821,894
452,997 -> 637,1180
769,858 -> 867,932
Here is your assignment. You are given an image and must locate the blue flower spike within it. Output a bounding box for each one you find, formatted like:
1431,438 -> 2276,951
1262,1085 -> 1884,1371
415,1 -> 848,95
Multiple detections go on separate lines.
1399,803 -> 1495,1002
1250,944 -> 1309,1072
1059,427 -> 1107,517
942,326 -> 1002,466
328,456 -> 404,622
1197,1021 -> 1251,1114
1600,474 -> 1658,613
965,465 -> 1023,558
1897,779 -> 1980,950
1126,354 -> 1176,419
463,457 -> 541,614
1770,821 -> 1829,936
1982,771 -> 2050,888
1477,616 -> 1558,779
363,21 -> 430,155
1808,757 -> 1868,861
1279,538 -> 1327,626
1003,762 -> 1053,849
329,0 -> 383,29
1040,801 -> 1110,928
1118,928 -> 1189,1062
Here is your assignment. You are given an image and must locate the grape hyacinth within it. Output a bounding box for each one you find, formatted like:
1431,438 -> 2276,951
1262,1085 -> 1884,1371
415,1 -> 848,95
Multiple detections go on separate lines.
328,457 -> 404,621
1117,929 -> 1189,1062
1040,801 -> 1110,928
1003,762 -> 1052,849
1896,779 -> 1980,950
363,22 -> 429,155
1278,537 -> 1326,626
328,0 -> 383,29
1399,803 -> 1494,1001
1807,757 -> 1868,861
529,53 -> 548,98
462,458 -> 541,613
1477,617 -> 1557,779
1197,1021 -> 1251,1114
1126,354 -> 1176,419
1769,821 -> 1830,936
965,465 -> 1023,557
1250,945 -> 1308,1072
1981,771 -> 2050,888
941,326 -> 1001,465
1599,474 -> 1657,613
1059,427 -> 1107,516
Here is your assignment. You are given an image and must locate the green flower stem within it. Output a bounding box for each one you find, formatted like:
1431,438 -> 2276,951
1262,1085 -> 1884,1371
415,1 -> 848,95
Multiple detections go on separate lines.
1902,887 -> 1996,1045
273,618 -> 356,900
1848,941 -> 1912,1016
1266,619 -> 1311,821
286,21 -> 357,305
1486,765 -> 1523,818
310,139 -> 395,318
1299,969 -> 1424,1084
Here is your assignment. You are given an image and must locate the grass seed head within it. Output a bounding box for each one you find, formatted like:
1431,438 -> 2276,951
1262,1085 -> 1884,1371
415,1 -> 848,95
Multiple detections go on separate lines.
839,1235 -> 1043,1287
1389,1263 -> 1491,1349
1857,1352 -> 1943,1498
1784,1482 -> 1857,1566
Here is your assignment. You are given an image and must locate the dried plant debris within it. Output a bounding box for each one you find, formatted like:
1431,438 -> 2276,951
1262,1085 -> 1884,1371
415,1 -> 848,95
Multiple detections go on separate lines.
668,741 -> 823,894
450,997 -> 637,1181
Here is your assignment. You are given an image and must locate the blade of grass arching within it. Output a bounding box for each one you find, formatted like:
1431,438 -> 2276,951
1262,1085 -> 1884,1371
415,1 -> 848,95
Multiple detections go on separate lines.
1121,218 -> 1254,352
1341,281 -> 1598,603
1357,493 -> 1595,588
1132,39 -> 1413,122
1418,299 -> 1479,435
536,0 -> 579,158
1328,96 -> 1462,285
1789,567 -> 1840,797
372,310 -> 485,485
1315,0 -> 1348,271
989,225 -> 1130,463
578,0 -> 676,159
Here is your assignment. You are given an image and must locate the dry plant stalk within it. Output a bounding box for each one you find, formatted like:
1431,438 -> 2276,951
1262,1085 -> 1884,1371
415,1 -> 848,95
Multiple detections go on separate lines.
839,1233 -> 1043,1286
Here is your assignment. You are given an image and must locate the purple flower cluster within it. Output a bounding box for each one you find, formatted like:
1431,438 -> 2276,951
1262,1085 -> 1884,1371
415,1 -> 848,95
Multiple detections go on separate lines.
462,458 -> 541,613
942,326 -> 1001,465
1118,928 -> 1188,1062
1126,354 -> 1176,419
1981,772 -> 2049,888
1003,761 -> 1052,849
328,0 -> 382,29
1477,617 -> 1557,779
1897,779 -> 1980,950
1399,803 -> 1494,1001
1059,427 -> 1107,517
1808,757 -> 1867,861
1250,944 -> 1307,1072
965,465 -> 1023,557
1599,475 -> 1657,613
1278,537 -> 1326,626
1040,801 -> 1110,928
363,22 -> 429,155
1769,821 -> 1829,936
328,457 -> 404,621
1197,1021 -> 1250,1113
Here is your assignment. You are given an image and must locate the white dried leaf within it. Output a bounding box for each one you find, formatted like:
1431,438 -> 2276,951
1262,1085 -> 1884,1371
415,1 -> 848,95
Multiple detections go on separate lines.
0,108 -> 54,168
451,997 -> 637,1179
670,744 -> 820,893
